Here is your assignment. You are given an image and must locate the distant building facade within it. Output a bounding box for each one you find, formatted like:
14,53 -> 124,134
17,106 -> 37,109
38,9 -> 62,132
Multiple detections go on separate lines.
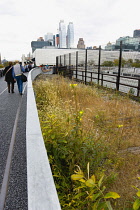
56,34 -> 59,47
37,37 -> 44,41
31,40 -> 52,53
67,22 -> 74,48
77,38 -> 85,49
31,20 -> 74,51
133,29 -> 140,38
105,35 -> 140,52
44,33 -> 55,46
59,20 -> 66,48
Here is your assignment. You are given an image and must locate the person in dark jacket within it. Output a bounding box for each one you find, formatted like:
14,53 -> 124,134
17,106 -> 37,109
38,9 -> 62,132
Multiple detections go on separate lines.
3,61 -> 15,93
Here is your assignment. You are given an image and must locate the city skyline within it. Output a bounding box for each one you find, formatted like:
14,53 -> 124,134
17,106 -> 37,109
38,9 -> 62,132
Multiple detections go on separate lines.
1,0 -> 140,60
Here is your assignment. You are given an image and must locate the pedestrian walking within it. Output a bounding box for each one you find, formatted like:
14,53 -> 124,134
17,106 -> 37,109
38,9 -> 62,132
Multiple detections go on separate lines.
13,61 -> 25,95
3,61 -> 15,93
28,62 -> 32,71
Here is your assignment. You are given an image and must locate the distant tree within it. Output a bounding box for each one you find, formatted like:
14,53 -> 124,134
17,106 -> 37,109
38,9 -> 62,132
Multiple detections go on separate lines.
132,63 -> 140,68
113,59 -> 119,66
131,59 -> 140,68
102,61 -> 114,67
113,58 -> 126,67
134,59 -> 140,63
125,59 -> 133,67
0,64 -> 4,68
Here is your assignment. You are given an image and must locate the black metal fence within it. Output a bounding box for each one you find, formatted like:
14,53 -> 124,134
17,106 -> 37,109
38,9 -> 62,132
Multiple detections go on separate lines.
56,42 -> 140,97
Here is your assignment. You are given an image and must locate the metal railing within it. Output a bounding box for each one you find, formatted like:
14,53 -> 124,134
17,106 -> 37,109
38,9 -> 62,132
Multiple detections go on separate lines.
56,43 -> 140,97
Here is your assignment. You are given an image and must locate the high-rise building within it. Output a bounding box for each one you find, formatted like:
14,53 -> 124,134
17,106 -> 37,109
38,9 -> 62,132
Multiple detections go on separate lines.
59,20 -> 66,48
56,34 -> 59,47
133,29 -> 140,38
44,33 -> 53,41
67,22 -> 74,48
77,38 -> 85,49
44,33 -> 55,46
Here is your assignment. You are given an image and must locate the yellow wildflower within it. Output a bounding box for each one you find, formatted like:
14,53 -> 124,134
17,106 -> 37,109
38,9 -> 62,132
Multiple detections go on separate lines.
79,111 -> 84,115
118,125 -> 123,128
69,84 -> 77,88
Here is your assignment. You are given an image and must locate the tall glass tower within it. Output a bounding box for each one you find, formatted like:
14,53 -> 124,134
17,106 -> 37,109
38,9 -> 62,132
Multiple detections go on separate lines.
67,22 -> 74,48
59,20 -> 66,48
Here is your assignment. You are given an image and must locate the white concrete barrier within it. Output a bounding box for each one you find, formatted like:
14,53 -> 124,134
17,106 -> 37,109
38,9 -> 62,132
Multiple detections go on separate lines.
26,68 -> 61,210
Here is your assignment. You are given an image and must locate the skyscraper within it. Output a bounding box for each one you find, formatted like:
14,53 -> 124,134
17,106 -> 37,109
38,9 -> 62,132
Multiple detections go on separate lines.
67,22 -> 74,48
77,38 -> 85,49
44,33 -> 54,46
44,33 -> 53,41
59,20 -> 66,48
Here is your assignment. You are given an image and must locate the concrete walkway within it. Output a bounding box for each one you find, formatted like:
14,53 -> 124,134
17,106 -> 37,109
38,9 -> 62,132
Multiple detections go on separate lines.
0,74 -> 28,209
0,68 -> 61,210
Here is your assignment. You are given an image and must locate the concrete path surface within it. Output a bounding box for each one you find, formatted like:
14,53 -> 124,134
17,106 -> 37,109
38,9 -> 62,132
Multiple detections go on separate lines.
0,74 -> 28,210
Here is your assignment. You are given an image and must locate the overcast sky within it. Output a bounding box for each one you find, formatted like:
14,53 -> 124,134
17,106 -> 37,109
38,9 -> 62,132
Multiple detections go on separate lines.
0,0 -> 140,61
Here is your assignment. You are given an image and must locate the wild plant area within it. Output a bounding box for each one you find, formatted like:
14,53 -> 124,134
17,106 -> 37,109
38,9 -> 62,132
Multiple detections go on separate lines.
33,75 -> 140,210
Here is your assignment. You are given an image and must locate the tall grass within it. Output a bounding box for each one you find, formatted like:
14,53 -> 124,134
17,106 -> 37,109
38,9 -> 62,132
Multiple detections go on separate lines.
33,75 -> 140,209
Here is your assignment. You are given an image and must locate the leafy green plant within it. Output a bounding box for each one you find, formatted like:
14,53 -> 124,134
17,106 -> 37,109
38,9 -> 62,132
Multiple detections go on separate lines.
128,88 -> 135,96
33,76 -> 140,209
132,177 -> 140,210
70,163 -> 120,209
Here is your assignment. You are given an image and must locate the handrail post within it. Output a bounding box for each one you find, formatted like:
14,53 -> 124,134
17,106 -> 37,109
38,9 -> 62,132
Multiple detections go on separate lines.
91,72 -> 92,82
137,79 -> 140,97
69,53 -> 71,79
85,49 -> 87,84
60,56 -> 61,66
76,51 -> 78,80
64,54 -> 66,66
98,46 -> 101,85
56,56 -> 58,74
116,41 -> 122,91
101,73 -> 103,86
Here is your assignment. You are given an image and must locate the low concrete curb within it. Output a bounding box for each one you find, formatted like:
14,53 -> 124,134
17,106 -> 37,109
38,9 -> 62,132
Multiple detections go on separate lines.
26,68 -> 61,210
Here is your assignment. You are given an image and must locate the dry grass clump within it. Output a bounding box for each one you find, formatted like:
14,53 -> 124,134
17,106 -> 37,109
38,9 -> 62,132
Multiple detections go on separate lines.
33,75 -> 140,209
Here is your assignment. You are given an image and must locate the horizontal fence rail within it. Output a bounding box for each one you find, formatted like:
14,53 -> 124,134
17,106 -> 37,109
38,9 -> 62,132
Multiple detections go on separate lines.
56,44 -> 140,97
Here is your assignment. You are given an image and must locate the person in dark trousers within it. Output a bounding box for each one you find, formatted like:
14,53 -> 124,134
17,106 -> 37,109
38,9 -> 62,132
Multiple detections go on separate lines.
12,61 -> 25,95
28,62 -> 32,71
3,61 -> 15,93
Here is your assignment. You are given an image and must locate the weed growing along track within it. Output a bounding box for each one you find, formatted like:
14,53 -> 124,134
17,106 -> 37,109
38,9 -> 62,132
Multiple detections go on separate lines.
33,74 -> 140,209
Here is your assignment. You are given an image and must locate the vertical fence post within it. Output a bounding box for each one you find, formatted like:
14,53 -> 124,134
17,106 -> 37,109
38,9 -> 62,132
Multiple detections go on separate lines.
91,72 -> 93,82
56,56 -> 58,74
85,49 -> 87,84
69,53 -> 71,78
116,41 -> 122,91
101,73 -> 103,86
60,56 -> 61,66
98,46 -> 101,85
137,79 -> 140,97
76,51 -> 78,80
64,54 -> 66,66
